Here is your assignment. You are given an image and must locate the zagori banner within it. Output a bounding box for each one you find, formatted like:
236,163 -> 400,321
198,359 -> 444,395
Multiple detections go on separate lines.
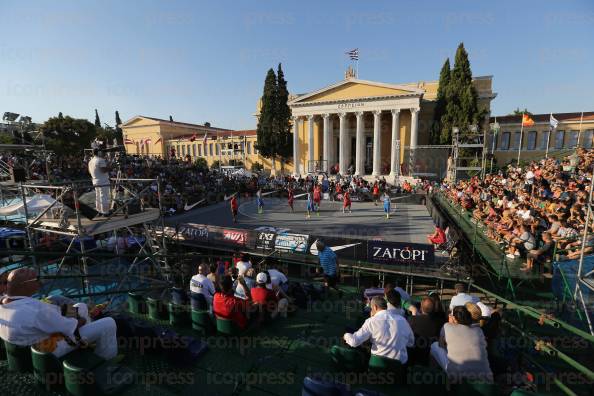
275,233 -> 309,253
178,223 -> 209,241
367,241 -> 435,266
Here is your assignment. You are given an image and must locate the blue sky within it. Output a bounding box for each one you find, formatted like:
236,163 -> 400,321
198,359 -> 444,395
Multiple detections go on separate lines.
1,0 -> 593,130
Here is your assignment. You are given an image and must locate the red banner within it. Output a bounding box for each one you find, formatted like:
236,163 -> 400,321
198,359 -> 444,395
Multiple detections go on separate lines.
223,229 -> 246,246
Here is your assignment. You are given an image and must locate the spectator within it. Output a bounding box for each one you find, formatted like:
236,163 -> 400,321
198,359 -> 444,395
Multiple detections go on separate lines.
427,225 -> 447,246
235,254 -> 252,277
408,297 -> 446,365
213,275 -> 251,330
0,268 -> 118,361
251,272 -> 289,319
525,231 -> 554,271
449,283 -> 479,312
343,296 -> 414,364
235,267 -> 256,299
190,263 -> 216,311
430,305 -> 493,383
316,240 -> 342,297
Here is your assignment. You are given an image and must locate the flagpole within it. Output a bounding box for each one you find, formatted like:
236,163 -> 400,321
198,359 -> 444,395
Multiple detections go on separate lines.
517,113 -> 525,167
546,113 -> 552,159
577,111 -> 584,149
490,117 -> 497,173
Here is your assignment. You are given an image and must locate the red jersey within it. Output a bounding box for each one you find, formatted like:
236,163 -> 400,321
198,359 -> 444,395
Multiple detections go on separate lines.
213,292 -> 249,329
343,192 -> 351,207
313,187 -> 322,202
230,197 -> 238,211
288,190 -> 294,204
372,185 -> 379,196
251,286 -> 278,305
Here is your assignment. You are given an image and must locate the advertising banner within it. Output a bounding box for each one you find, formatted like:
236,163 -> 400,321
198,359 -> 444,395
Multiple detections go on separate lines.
223,229 -> 247,246
275,233 -> 309,253
255,232 -> 276,250
178,223 -> 209,242
367,241 -> 435,266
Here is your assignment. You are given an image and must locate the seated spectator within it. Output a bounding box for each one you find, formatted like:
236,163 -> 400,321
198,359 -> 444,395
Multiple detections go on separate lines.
235,254 -> 252,277
449,283 -> 479,312
265,268 -> 289,293
427,225 -> 447,246
385,289 -> 405,316
0,268 -> 118,360
251,272 -> 289,319
525,231 -> 554,271
507,223 -> 535,259
235,268 -> 256,299
190,263 -> 216,311
207,263 -> 220,291
343,296 -> 414,364
430,305 -> 493,383
213,275 -> 251,330
408,297 -> 446,365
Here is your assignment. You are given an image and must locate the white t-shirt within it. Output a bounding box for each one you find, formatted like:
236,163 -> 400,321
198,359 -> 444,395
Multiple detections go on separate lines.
449,292 -> 480,312
235,261 -> 252,277
0,297 -> 78,346
267,269 -> 288,288
88,156 -> 109,184
190,274 -> 215,305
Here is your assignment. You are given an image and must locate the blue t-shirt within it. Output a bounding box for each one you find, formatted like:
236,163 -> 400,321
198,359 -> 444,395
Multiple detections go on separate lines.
319,247 -> 337,276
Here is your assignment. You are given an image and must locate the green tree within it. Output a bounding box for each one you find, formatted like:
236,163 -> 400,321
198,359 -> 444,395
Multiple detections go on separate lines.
256,68 -> 278,167
0,134 -> 15,144
211,160 -> 221,170
41,115 -> 97,155
58,112 -> 63,120
274,63 -> 293,165
194,157 -> 208,170
437,43 -> 486,144
94,109 -> 101,128
510,108 -> 532,116
114,111 -> 123,145
431,58 -> 451,144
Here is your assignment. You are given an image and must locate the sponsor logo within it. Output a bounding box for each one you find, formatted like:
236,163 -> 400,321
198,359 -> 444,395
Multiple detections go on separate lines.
223,230 -> 246,245
275,233 -> 309,253
371,247 -> 426,261
179,224 -> 209,240
309,239 -> 362,256
367,241 -> 434,265
256,231 -> 276,250
184,199 -> 205,211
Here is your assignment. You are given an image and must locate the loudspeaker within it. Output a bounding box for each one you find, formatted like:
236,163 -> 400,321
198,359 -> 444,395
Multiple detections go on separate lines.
10,167 -> 26,183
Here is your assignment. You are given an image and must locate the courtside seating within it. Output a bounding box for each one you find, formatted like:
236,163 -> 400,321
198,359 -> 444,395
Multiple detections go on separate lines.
4,340 -> 33,372
146,296 -> 168,320
215,316 -> 242,336
127,292 -> 146,314
168,302 -> 190,326
329,345 -> 367,372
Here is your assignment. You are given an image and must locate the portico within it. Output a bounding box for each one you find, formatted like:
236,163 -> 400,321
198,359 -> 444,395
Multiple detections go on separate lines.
288,78 -> 423,180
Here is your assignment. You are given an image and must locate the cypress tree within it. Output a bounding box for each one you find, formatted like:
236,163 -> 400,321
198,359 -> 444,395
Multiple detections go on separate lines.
94,109 -> 101,128
58,112 -> 63,119
275,63 -> 293,162
256,69 -> 278,162
432,58 -> 451,144
449,43 -> 480,137
115,111 -> 123,144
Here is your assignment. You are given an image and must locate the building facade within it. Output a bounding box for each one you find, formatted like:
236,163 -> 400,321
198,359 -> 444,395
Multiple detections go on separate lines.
489,112 -> 594,165
286,74 -> 495,178
121,115 -> 269,169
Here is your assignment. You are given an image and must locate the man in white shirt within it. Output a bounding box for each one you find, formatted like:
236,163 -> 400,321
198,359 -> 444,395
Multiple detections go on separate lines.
449,283 -> 480,312
190,263 -> 216,311
235,254 -> 252,277
343,296 -> 414,364
265,269 -> 288,293
0,268 -> 118,360
87,149 -> 111,217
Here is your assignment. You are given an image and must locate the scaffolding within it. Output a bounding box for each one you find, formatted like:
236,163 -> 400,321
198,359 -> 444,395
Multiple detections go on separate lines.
15,176 -> 171,308
451,126 -> 487,182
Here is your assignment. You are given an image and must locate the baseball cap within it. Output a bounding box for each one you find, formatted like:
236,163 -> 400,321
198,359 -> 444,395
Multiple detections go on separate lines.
256,272 -> 267,284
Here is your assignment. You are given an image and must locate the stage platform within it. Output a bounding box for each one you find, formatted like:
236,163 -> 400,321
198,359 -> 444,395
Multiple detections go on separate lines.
28,208 -> 160,236
166,197 -> 437,245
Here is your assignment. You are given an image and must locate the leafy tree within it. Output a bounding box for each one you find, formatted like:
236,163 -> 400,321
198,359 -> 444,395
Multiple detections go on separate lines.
510,108 -> 533,116
194,157 -> 208,170
94,109 -> 101,128
431,58 -> 451,144
274,63 -> 293,163
256,68 -> 278,167
211,160 -> 221,170
40,115 -> 97,155
251,162 -> 264,172
0,134 -> 15,144
114,111 -> 123,145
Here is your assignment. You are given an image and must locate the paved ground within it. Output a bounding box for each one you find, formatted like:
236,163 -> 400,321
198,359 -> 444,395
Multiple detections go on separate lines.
166,196 -> 436,244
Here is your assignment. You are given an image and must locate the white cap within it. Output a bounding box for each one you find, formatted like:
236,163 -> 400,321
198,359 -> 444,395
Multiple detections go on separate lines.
256,272 -> 268,284
477,302 -> 492,318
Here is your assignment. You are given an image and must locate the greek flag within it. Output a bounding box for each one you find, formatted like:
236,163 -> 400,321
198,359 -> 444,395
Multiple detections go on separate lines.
550,114 -> 559,129
345,48 -> 359,60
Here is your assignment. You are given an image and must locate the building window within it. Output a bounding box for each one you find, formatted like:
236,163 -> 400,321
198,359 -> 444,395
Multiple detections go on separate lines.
198,144 -> 202,156
566,130 -> 578,148
192,144 -> 196,156
209,143 -> 213,156
554,130 -> 565,150
582,130 -> 593,148
527,131 -> 537,150
176,145 -> 180,155
247,142 -> 252,154
500,132 -> 510,151
539,131 -> 550,150
182,145 -> 186,156
215,144 -> 220,156
510,132 -> 521,150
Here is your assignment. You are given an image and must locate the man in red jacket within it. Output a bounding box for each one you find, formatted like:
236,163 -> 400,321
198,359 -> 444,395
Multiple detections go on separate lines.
213,275 -> 251,330
251,272 -> 289,320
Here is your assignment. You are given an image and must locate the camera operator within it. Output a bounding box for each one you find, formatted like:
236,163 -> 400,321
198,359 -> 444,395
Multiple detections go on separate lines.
88,148 -> 111,218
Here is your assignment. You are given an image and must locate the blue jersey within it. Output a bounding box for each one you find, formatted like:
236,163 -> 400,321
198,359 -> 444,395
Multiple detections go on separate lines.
318,247 -> 337,276
383,196 -> 391,212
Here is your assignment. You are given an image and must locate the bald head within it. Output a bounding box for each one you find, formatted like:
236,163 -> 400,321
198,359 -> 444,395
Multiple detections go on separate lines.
6,267 -> 39,297
198,264 -> 208,275
420,297 -> 435,314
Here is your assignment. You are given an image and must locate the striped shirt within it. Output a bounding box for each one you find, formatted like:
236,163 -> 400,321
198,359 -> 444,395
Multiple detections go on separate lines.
318,247 -> 337,276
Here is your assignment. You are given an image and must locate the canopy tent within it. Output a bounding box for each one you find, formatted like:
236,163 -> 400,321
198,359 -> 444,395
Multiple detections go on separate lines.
0,194 -> 62,216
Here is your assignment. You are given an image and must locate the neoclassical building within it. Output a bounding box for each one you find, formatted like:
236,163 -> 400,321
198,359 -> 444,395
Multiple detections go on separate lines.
286,72 -> 495,179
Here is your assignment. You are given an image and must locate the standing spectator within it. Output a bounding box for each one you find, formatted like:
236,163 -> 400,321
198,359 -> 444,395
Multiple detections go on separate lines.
316,240 -> 342,297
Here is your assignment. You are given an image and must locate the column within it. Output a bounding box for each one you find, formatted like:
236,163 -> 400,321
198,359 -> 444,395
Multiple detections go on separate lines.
292,117 -> 300,175
355,111 -> 365,176
409,108 -> 419,175
338,113 -> 347,174
389,109 -> 400,177
372,110 -> 382,176
308,115 -> 315,172
323,114 -> 331,171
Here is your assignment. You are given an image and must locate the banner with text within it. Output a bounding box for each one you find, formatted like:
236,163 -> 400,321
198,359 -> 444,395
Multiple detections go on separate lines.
275,233 -> 309,253
367,241 -> 435,266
